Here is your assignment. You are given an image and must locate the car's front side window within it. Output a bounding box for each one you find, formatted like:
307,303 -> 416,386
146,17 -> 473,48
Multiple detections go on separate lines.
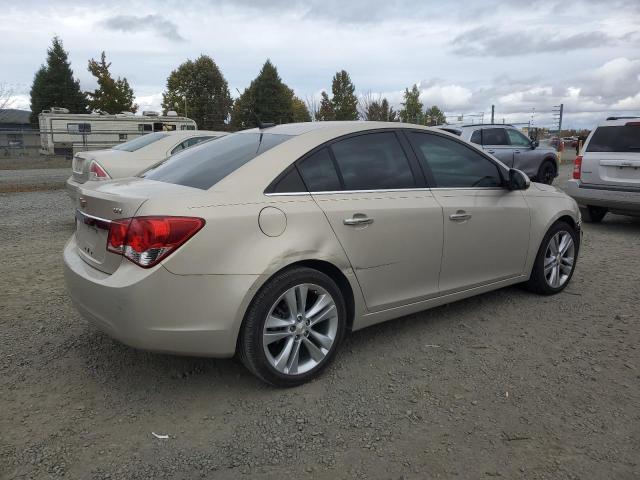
506,129 -> 532,147
329,132 -> 415,190
408,132 -> 503,188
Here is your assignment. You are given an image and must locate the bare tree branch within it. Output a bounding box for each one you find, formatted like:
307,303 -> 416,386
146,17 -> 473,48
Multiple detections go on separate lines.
0,83 -> 16,110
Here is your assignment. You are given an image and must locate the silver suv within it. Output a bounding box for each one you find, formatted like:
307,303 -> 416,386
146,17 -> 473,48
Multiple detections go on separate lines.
565,117 -> 640,222
441,124 -> 559,184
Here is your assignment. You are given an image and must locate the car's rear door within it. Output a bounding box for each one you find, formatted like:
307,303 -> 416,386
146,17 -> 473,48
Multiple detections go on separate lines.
581,122 -> 640,189
406,131 -> 530,293
298,131 -> 444,312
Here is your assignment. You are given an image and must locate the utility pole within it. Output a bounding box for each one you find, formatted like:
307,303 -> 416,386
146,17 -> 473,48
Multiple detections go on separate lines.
552,103 -> 564,134
490,105 -> 495,123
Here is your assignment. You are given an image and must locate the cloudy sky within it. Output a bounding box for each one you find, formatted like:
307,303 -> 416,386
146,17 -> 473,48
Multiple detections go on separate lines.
1,0 -> 639,128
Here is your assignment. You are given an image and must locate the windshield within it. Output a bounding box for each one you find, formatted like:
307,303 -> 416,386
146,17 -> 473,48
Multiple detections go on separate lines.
587,125 -> 640,153
112,132 -> 169,152
142,132 -> 293,189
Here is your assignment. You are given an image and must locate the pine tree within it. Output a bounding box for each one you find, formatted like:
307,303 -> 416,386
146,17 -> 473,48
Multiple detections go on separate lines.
162,55 -> 232,130
29,36 -> 87,124
330,70 -> 358,120
86,52 -> 137,114
231,60 -> 294,128
316,91 -> 335,121
400,84 -> 424,124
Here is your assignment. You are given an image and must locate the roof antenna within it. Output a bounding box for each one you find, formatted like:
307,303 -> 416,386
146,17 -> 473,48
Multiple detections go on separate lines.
254,113 -> 275,129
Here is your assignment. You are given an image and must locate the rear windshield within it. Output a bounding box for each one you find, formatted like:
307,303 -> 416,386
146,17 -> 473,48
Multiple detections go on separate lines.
112,132 -> 168,152
142,132 -> 292,189
587,125 -> 640,152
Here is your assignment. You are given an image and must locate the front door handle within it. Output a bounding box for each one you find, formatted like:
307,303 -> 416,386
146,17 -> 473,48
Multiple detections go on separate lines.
449,211 -> 472,222
343,214 -> 374,226
487,150 -> 495,154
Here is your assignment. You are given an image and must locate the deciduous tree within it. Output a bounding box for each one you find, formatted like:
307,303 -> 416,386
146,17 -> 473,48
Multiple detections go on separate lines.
425,105 -> 446,125
162,55 -> 232,130
86,52 -> 137,114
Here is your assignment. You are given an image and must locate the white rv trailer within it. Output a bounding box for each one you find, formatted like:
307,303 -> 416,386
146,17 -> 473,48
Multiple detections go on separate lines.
38,108 -> 197,155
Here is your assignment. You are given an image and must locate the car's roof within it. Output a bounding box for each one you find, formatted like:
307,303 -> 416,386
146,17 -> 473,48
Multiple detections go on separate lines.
597,117 -> 640,127
236,121 -> 438,137
164,130 -> 227,138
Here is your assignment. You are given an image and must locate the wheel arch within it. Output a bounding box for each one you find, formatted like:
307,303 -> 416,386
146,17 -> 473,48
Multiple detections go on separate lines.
234,258 -> 359,355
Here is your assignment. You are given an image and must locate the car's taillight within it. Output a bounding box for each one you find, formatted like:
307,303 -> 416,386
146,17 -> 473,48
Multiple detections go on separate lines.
107,216 -> 205,268
89,160 -> 110,180
573,155 -> 583,180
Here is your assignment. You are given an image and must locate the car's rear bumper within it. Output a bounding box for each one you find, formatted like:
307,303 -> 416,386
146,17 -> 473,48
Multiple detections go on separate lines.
565,180 -> 640,214
63,235 -> 259,357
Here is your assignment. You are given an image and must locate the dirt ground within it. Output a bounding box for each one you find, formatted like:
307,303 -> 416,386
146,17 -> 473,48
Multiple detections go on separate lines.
1,164 -> 639,479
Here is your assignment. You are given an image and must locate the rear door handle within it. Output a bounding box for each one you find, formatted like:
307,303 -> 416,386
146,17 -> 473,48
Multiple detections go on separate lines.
449,211 -> 472,222
487,150 -> 495,154
343,214 -> 374,226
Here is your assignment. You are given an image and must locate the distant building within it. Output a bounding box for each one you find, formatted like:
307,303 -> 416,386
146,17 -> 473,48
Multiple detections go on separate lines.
0,109 -> 39,155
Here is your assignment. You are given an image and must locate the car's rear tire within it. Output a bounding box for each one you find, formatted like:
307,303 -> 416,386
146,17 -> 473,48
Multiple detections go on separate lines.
239,267 -> 346,387
537,160 -> 557,185
580,205 -> 607,223
525,221 -> 578,295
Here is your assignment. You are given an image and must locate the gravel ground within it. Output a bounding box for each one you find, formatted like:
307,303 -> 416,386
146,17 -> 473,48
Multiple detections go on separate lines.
0,168 -> 69,192
1,164 -> 639,479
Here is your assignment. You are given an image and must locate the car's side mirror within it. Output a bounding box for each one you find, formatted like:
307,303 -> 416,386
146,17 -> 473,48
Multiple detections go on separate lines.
508,168 -> 530,190
531,139 -> 539,149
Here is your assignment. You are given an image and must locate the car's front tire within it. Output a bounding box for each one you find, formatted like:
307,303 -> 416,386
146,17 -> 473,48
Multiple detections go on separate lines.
580,205 -> 607,223
525,221 -> 578,295
537,160 -> 557,185
239,267 -> 346,387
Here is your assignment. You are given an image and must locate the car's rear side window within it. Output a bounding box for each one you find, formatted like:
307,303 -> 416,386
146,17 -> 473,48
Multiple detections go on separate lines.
330,132 -> 415,190
587,125 -> 640,153
298,148 -> 342,192
143,133 -> 292,189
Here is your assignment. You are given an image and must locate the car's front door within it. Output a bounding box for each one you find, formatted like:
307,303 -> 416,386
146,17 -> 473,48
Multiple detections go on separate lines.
406,131 -> 531,293
506,128 -> 539,177
477,128 -> 514,167
297,131 -> 444,312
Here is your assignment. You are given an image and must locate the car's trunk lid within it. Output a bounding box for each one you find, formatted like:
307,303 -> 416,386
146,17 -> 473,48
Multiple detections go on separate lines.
74,178 -> 202,274
72,149 -> 129,184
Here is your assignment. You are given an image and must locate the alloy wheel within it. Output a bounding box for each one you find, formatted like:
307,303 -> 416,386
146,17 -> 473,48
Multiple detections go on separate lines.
544,230 -> 575,288
262,283 -> 339,375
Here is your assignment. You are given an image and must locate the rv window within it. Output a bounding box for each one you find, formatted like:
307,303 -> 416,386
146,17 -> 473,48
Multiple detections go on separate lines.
138,124 -> 153,132
119,133 -> 128,141
112,132 -> 169,152
181,124 -> 196,131
67,123 -> 91,133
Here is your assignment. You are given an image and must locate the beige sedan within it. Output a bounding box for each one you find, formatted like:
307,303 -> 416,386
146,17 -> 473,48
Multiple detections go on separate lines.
63,122 -> 581,386
66,130 -> 226,202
